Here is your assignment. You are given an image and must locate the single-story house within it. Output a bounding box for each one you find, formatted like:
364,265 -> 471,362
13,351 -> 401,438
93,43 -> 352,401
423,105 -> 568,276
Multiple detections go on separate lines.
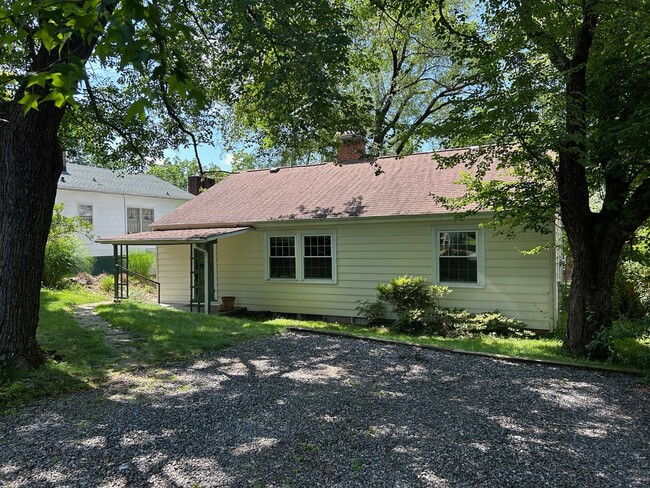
99,141 -> 562,331
56,162 -> 194,273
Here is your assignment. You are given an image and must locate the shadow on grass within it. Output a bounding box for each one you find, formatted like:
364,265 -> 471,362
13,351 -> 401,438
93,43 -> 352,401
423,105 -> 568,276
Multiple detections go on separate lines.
94,302 -> 285,363
2,296 -> 286,412
1,289 -> 112,412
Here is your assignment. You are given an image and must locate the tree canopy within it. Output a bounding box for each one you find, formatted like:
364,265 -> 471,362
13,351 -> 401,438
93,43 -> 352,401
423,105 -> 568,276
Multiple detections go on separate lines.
225,0 -> 475,166
1,0 -> 356,171
146,157 -> 227,190
0,0 -> 359,367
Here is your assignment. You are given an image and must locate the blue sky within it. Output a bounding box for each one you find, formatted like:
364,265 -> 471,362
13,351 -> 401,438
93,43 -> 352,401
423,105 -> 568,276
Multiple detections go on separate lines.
164,143 -> 234,171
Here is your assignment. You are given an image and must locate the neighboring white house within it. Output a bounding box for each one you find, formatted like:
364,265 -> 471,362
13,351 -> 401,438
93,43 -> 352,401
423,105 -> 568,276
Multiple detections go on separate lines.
99,144 -> 561,331
56,163 -> 193,273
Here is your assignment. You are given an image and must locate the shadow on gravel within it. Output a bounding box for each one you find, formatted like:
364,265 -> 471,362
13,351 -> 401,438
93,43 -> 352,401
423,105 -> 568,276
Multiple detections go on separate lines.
1,332 -> 648,487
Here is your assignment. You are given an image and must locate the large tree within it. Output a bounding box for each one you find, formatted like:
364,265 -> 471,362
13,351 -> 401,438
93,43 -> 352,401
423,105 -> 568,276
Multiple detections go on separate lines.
0,0 -> 353,367
225,0 -> 475,165
425,0 -> 650,357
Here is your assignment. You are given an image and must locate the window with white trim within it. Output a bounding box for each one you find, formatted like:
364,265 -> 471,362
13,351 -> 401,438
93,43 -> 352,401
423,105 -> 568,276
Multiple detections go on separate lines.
266,233 -> 336,282
437,230 -> 479,284
77,204 -> 93,225
303,235 -> 333,280
127,207 -> 154,234
269,236 -> 296,279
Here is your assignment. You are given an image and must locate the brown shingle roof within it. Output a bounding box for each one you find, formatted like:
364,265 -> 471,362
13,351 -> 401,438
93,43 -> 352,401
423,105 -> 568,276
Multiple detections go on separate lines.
152,149 -> 506,230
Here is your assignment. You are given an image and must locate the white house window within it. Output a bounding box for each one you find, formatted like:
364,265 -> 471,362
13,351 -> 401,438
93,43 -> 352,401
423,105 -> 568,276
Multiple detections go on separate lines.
269,236 -> 296,279
77,204 -> 93,225
438,230 -> 479,284
127,207 -> 154,234
267,233 -> 336,282
303,235 -> 332,280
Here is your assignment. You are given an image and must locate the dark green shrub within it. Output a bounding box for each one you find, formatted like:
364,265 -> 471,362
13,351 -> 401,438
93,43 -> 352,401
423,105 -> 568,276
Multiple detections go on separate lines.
355,299 -> 385,325
376,276 -> 450,333
612,267 -> 645,319
428,308 -> 534,338
587,316 -> 650,365
610,316 -> 650,340
469,311 -> 535,337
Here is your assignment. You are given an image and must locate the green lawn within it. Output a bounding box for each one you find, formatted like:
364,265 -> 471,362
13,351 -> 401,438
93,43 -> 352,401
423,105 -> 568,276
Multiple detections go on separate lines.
0,289 -> 112,410
2,292 -> 647,412
94,302 -> 285,363
1,293 -> 285,412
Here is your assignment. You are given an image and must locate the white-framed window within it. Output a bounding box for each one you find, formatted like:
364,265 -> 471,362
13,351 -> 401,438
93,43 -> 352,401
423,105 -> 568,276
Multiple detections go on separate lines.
269,236 -> 297,279
434,228 -> 485,287
266,232 -> 336,283
303,235 -> 333,280
77,203 -> 93,225
127,207 -> 154,234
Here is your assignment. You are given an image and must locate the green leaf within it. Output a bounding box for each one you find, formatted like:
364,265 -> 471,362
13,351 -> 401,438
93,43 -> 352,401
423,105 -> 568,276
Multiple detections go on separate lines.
26,73 -> 48,88
18,92 -> 40,114
125,98 -> 149,123
42,91 -> 67,108
34,22 -> 58,52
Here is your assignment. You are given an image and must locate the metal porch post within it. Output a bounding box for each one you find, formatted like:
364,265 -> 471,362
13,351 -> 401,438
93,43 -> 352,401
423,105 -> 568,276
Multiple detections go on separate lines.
192,243 -> 210,315
113,244 -> 119,302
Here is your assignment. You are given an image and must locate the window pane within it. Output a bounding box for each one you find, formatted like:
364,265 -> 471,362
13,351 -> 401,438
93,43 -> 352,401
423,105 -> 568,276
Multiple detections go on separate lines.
304,257 -> 332,279
270,237 -> 295,257
78,204 -> 93,225
127,208 -> 141,234
141,208 -> 154,230
270,257 -> 296,278
304,235 -> 332,279
439,231 -> 478,283
269,237 -> 296,278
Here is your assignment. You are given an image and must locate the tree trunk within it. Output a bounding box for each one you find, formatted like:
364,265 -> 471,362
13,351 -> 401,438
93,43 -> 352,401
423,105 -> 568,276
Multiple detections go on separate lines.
0,101 -> 65,368
564,224 -> 625,359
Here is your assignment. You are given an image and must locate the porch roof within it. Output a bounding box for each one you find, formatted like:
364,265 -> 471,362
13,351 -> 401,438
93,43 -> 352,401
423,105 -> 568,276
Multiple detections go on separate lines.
97,227 -> 252,245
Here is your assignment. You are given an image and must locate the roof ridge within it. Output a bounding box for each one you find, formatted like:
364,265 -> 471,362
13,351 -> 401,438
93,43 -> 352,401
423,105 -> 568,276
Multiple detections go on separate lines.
59,163 -> 193,199
235,145 -> 488,173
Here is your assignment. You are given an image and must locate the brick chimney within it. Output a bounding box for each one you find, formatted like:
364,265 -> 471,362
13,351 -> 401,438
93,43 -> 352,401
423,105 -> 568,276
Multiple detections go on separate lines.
337,132 -> 366,162
188,175 -> 215,196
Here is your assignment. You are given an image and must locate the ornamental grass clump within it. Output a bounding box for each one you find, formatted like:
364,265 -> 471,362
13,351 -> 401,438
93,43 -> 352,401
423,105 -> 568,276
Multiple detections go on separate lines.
127,251 -> 156,278
42,204 -> 94,288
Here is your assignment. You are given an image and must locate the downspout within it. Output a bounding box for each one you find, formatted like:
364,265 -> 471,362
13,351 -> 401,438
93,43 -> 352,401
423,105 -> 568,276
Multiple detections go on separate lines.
113,244 -> 119,303
192,243 -> 210,315
214,242 -> 218,305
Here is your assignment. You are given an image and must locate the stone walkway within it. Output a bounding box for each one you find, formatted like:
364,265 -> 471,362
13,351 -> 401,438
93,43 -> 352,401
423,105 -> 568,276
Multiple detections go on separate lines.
73,303 -> 149,371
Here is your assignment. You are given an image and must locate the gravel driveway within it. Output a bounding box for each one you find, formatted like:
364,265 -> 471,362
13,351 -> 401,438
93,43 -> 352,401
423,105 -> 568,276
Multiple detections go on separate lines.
1,332 -> 648,487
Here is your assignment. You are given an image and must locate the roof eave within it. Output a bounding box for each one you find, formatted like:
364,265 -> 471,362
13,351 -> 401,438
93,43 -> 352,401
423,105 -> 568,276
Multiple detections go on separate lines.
150,210 -> 495,230
57,186 -> 193,200
96,227 -> 252,245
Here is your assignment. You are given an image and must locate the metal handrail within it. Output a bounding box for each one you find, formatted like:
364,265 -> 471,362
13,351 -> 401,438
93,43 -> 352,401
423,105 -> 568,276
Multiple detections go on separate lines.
115,265 -> 161,304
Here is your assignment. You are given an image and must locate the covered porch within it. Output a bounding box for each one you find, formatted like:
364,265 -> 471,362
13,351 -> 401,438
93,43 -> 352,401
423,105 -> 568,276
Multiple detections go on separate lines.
98,227 -> 252,314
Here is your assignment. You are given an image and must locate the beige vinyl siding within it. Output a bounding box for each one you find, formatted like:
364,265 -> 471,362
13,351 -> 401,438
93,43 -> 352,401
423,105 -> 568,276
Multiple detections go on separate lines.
157,244 -> 190,303
211,218 -> 556,330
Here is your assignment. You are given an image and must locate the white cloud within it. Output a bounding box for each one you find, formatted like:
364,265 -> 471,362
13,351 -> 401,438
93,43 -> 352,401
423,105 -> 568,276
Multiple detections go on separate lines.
223,153 -> 234,170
